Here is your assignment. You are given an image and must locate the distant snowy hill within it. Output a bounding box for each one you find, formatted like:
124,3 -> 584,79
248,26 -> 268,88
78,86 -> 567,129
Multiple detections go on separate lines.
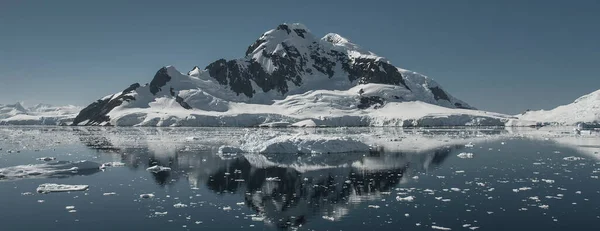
517,89 -> 600,126
0,102 -> 81,125
73,23 -> 512,127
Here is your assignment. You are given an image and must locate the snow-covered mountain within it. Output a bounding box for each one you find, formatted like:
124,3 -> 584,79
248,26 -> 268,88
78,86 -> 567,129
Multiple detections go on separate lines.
0,102 -> 81,125
516,89 -> 600,127
73,23 -> 511,127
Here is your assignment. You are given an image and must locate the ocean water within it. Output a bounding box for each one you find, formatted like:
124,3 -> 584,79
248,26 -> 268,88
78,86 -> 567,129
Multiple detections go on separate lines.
0,126 -> 599,231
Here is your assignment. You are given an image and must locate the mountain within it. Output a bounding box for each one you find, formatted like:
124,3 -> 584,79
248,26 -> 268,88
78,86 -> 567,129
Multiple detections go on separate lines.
73,23 -> 511,127
516,89 -> 600,127
0,103 -> 81,125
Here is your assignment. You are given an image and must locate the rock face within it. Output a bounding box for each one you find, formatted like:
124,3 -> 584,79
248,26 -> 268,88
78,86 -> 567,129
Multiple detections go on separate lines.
73,23 -> 490,127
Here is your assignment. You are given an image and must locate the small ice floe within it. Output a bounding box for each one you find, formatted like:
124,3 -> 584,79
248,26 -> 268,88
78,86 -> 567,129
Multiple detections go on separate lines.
155,211 -> 168,215
431,225 -> 452,230
173,203 -> 188,208
185,136 -> 199,141
512,187 -> 532,193
1,161 -> 101,181
322,216 -> 335,221
37,157 -> 56,161
100,162 -> 125,169
539,205 -> 550,209
222,206 -> 232,211
457,153 -> 474,159
501,142 -> 505,145
37,184 -> 88,193
405,213 -> 410,217
469,227 -> 480,230
465,142 -> 475,148
368,205 -> 380,209
265,177 -> 281,182
21,192 -> 34,196
528,196 -> 541,202
218,146 -> 244,155
146,165 -> 171,173
139,193 -> 155,199
251,216 -> 265,222
236,202 -> 245,206
476,182 -> 486,187
450,188 -> 461,192
563,156 -> 583,161
37,200 -> 44,203
102,192 -> 117,196
541,179 -> 555,184
412,176 -> 420,180
396,196 -> 415,202
68,210 -> 77,213
553,151 -> 561,154
576,191 -> 582,194
455,170 -> 465,174
65,206 -> 75,210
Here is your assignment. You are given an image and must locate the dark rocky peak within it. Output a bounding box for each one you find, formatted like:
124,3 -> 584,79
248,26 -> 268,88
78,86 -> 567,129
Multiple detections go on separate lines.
245,23 -> 313,57
149,66 -> 172,95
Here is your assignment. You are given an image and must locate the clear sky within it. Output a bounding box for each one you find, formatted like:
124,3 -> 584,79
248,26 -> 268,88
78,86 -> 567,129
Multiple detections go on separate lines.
1,0 -> 598,114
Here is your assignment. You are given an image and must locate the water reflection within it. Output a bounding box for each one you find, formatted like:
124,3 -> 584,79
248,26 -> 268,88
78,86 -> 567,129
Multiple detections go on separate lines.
75,129 -> 463,229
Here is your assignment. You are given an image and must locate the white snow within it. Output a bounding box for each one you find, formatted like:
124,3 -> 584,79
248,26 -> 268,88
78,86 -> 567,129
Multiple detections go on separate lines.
37,184 -> 89,193
517,89 -> 600,126
70,23 -> 518,127
0,103 -> 81,125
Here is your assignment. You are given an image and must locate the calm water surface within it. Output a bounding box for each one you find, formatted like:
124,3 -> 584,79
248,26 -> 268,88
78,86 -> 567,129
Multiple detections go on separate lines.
0,127 -> 599,231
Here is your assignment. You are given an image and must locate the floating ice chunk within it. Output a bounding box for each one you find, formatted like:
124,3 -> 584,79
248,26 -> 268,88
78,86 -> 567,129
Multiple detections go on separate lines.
463,224 -> 471,227
469,227 -> 480,230
541,179 -> 555,184
265,177 -> 281,181
68,210 -> 77,213
465,142 -> 474,148
528,196 -> 540,202
405,213 -> 410,217
539,205 -> 549,209
103,192 -> 116,196
322,216 -> 335,221
65,206 -> 75,210
455,170 -> 465,173
100,162 -> 125,169
185,137 -> 199,141
431,225 -> 452,230
146,165 -> 171,173
450,188 -> 461,192
37,184 -> 88,193
218,146 -> 244,155
576,191 -> 582,194
37,157 -> 56,161
476,182 -> 486,187
155,212 -> 168,215
236,202 -> 245,206
396,196 -> 415,202
173,203 -> 188,208
0,161 -> 101,181
251,216 -> 265,221
563,156 -> 583,161
21,192 -> 33,196
457,153 -> 474,159
139,193 -> 155,199
222,206 -> 232,211
368,205 -> 380,209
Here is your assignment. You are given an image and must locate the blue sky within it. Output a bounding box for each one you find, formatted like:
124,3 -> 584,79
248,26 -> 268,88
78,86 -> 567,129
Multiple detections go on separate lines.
1,0 -> 598,114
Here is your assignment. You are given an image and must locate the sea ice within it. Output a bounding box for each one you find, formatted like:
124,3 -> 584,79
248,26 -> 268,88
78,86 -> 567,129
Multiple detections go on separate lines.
37,184 -> 89,193
431,225 -> 452,230
0,161 -> 101,180
396,196 -> 415,202
457,153 -> 474,159
146,165 -> 172,173
139,193 -> 155,199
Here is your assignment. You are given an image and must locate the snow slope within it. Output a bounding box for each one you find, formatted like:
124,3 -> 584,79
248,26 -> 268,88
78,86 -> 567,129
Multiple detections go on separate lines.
73,23 -> 512,127
0,103 -> 81,125
516,89 -> 600,126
